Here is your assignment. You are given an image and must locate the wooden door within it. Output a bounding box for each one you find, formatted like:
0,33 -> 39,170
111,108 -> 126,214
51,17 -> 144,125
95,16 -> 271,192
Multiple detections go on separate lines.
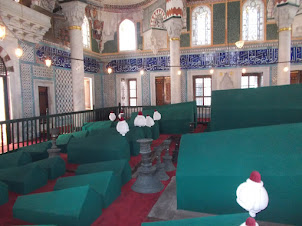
38,86 -> 49,116
155,76 -> 171,106
290,71 -> 302,84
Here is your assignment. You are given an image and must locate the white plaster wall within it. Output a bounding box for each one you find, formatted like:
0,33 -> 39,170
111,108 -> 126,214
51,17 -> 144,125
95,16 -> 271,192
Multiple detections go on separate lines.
0,36 -> 22,120
186,66 -> 270,102
115,73 -> 142,106
150,71 -> 170,105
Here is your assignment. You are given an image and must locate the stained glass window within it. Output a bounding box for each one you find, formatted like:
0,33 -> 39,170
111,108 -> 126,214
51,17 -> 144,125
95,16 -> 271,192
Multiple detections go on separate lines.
119,19 -> 136,51
82,16 -> 91,49
242,0 -> 264,41
192,6 -> 211,46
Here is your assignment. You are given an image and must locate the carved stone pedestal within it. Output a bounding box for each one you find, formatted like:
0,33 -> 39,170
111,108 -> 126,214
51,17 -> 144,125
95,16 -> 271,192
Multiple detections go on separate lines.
154,146 -> 169,181
162,139 -> 175,172
132,139 -> 164,194
47,128 -> 61,158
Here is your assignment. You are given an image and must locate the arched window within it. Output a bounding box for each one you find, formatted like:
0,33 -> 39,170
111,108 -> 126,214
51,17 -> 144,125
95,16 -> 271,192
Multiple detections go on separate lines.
119,19 -> 136,51
192,6 -> 211,46
242,0 -> 264,41
82,15 -> 91,49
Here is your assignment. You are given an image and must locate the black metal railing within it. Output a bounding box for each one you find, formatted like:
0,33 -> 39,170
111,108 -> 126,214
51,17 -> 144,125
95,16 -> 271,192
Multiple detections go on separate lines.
0,106 -> 119,154
0,104 -> 210,154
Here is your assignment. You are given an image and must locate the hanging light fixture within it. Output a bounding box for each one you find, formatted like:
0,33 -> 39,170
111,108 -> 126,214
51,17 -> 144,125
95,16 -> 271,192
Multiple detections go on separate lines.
235,40 -> 245,49
242,68 -> 247,74
15,46 -> 23,58
107,67 -> 112,74
45,58 -> 52,67
0,25 -> 6,41
283,66 -> 289,72
210,69 -> 214,74
140,69 -> 144,75
177,70 -> 182,75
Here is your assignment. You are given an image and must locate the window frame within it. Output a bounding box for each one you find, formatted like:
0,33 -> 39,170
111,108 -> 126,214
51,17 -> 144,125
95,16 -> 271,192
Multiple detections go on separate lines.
241,73 -> 263,88
193,75 -> 212,106
128,79 -> 137,106
191,5 -> 212,46
118,19 -> 137,52
82,15 -> 91,50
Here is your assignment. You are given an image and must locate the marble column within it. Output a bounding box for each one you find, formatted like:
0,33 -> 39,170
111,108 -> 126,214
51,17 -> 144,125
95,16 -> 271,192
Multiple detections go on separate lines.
61,1 -> 87,111
165,18 -> 182,103
274,3 -> 299,85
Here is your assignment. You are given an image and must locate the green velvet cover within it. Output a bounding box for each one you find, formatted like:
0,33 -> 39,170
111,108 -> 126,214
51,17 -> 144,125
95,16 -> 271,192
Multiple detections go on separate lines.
210,84 -> 302,131
67,128 -> 130,164
18,142 -> 52,161
144,127 -> 153,139
76,159 -> 132,185
151,121 -> 160,140
32,157 -> 66,180
143,102 -> 197,134
0,181 -> 8,205
13,185 -> 102,226
0,151 -> 32,169
177,123 -> 302,225
141,213 -> 249,225
56,134 -> 74,153
125,127 -> 146,156
0,164 -> 48,194
82,120 -> 112,132
58,131 -> 89,153
54,171 -> 121,208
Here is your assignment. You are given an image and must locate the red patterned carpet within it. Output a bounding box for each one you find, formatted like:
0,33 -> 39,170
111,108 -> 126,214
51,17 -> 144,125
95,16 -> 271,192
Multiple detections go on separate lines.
0,124 -> 206,226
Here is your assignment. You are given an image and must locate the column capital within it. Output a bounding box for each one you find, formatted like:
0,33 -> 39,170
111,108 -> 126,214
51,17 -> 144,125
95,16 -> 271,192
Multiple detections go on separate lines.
61,1 -> 87,28
164,17 -> 182,39
274,3 -> 299,29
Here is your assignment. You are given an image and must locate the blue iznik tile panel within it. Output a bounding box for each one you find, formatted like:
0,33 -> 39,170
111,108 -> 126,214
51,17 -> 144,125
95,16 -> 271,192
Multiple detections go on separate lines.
106,47 -> 302,73
55,68 -> 73,113
103,74 -> 116,107
36,45 -> 100,73
181,73 -> 186,102
20,42 -> 35,63
94,75 -> 102,108
20,64 -> 34,117
142,72 -> 151,106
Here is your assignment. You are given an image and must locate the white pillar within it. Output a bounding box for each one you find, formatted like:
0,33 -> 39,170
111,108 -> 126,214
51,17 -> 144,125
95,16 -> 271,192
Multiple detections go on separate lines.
61,1 -> 87,111
164,18 -> 183,104
274,3 -> 299,85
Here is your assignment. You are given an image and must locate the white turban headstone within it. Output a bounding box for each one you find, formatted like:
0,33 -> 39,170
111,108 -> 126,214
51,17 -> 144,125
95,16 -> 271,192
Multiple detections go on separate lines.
153,109 -> 161,121
236,171 -> 269,217
240,217 -> 259,226
109,111 -> 116,121
118,110 -> 124,119
146,115 -> 155,127
116,117 -> 129,136
134,111 -> 146,127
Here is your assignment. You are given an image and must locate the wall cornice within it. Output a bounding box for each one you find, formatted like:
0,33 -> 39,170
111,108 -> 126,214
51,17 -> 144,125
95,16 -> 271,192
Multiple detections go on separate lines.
0,0 -> 51,44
